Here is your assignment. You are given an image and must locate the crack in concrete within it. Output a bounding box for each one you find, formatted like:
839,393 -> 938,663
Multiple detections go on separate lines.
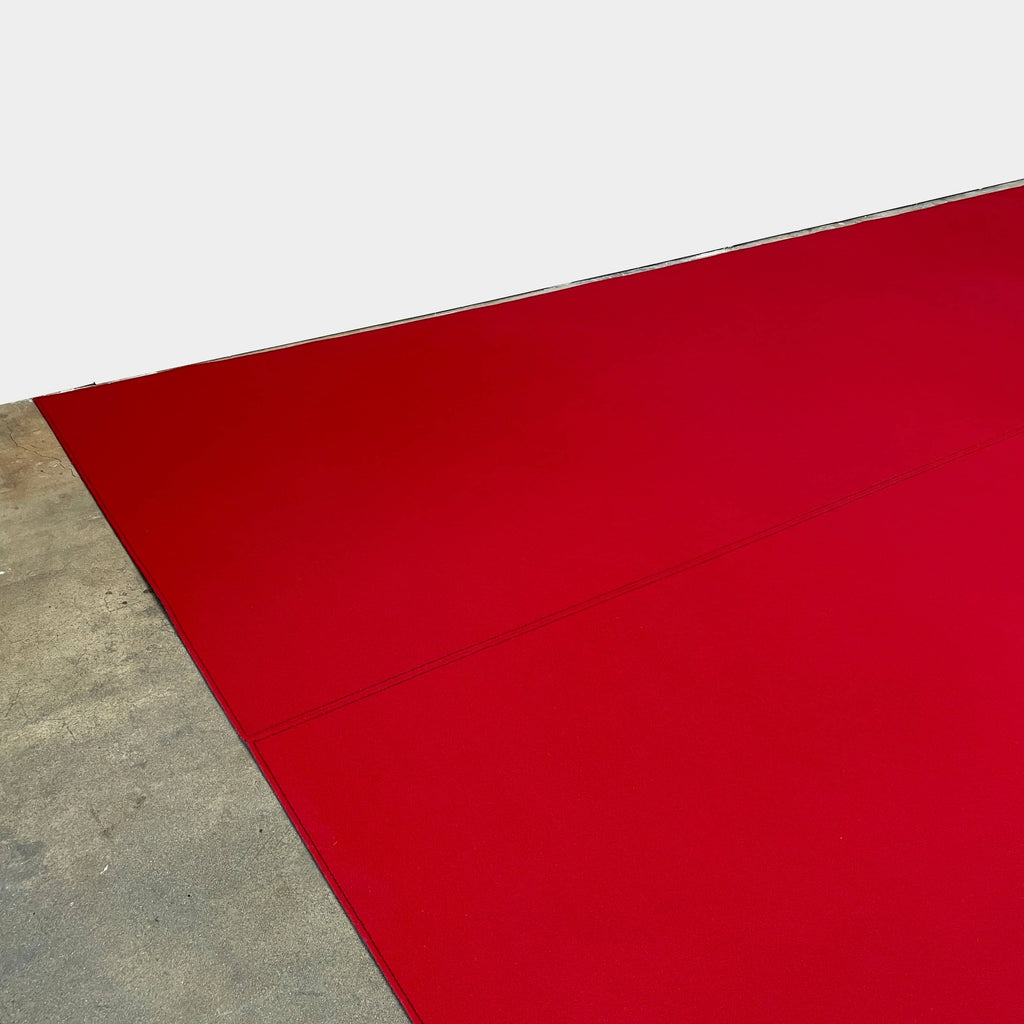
6,427 -> 75,476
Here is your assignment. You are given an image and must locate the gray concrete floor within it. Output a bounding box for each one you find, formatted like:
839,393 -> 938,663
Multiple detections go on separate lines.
0,400 -> 408,1023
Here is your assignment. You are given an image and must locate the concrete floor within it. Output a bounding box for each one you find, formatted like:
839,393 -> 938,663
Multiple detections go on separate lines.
0,400 -> 408,1023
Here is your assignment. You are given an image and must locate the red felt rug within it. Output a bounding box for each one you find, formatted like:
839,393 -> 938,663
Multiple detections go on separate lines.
37,184 -> 1024,1021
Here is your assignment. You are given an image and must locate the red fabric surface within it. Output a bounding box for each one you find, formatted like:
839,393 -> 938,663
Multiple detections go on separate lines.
35,184 -> 1024,1021
259,433 -> 1024,1022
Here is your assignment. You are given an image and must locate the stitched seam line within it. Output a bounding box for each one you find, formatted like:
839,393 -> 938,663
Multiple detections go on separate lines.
251,419 -> 1024,743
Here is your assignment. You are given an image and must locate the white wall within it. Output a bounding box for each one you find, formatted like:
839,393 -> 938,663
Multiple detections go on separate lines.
2,1 -> 1021,405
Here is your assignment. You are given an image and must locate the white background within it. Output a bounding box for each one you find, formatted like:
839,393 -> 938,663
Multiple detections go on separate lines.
2,1 -> 1021,405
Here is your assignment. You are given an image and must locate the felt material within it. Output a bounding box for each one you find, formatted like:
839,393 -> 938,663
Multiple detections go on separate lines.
258,432 -> 1024,1023
35,183 -> 1024,1022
